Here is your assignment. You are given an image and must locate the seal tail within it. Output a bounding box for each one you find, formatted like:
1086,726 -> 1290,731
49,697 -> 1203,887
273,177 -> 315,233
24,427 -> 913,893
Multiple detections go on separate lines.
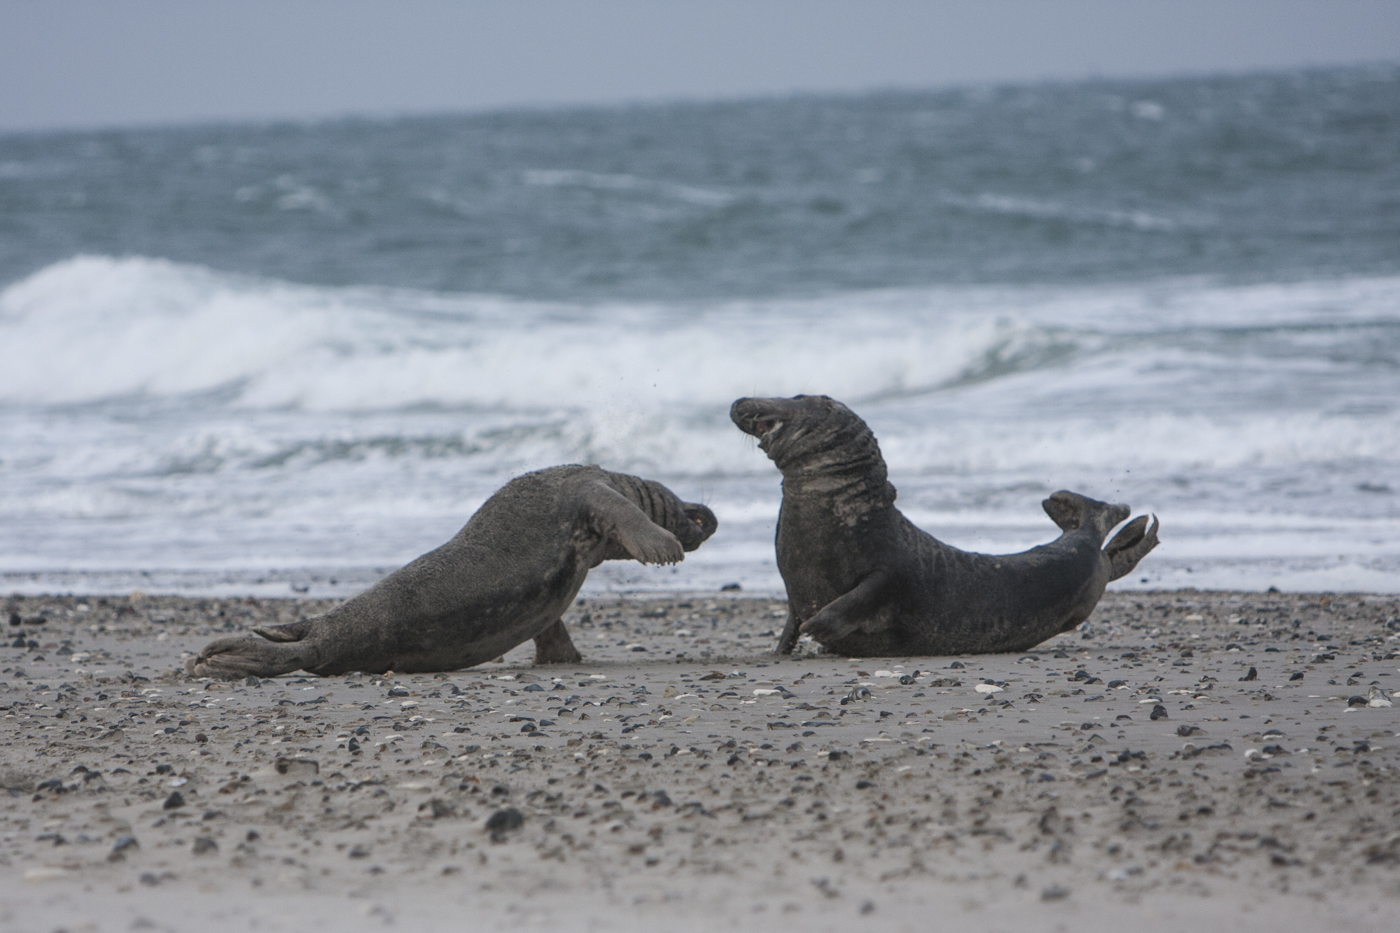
1103,514 -> 1160,581
186,631 -> 317,680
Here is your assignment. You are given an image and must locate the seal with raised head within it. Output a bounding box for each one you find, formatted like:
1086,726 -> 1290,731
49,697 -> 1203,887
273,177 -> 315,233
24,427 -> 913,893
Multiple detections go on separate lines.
731,395 -> 1158,656
189,465 -> 717,678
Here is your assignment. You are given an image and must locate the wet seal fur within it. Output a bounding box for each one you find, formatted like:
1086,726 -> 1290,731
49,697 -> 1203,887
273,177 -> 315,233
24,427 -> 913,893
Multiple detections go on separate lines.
731,395 -> 1158,656
189,465 -> 717,678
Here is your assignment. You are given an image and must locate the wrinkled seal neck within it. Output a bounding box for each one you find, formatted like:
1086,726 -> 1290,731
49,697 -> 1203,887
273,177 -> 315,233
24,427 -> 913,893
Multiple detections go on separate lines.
774,424 -> 897,511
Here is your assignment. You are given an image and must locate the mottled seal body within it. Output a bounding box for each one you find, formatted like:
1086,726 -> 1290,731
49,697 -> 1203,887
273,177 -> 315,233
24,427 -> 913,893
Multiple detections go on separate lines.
190,466 -> 716,678
731,395 -> 1158,656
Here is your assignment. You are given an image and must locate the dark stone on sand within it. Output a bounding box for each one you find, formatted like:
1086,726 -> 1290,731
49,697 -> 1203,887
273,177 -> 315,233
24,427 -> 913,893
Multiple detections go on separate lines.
485,808 -> 524,838
275,757 -> 319,778
192,836 -> 218,855
107,835 -> 139,862
1150,704 -> 1168,720
163,791 -> 185,810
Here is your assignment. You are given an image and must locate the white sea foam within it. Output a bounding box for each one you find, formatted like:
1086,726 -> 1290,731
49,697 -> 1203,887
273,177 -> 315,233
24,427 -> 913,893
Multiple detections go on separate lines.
2,255 -> 1397,591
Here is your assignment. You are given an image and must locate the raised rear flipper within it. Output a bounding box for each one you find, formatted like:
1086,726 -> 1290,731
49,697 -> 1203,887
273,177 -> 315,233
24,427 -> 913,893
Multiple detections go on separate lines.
1043,490 -> 1132,537
1104,514 -> 1160,581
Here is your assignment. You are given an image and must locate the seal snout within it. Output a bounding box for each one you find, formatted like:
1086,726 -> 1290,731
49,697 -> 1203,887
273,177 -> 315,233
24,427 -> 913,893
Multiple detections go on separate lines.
728,398 -> 766,437
681,502 -> 719,549
729,398 -> 786,448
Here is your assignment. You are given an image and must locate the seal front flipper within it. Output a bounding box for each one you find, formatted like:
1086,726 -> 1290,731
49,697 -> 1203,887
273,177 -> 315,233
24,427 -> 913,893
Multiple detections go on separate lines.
586,482 -> 686,565
797,570 -> 893,647
533,618 -> 583,664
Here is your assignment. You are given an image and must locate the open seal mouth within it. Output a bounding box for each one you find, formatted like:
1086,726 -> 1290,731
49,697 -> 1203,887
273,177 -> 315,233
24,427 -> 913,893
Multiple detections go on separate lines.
753,419 -> 783,448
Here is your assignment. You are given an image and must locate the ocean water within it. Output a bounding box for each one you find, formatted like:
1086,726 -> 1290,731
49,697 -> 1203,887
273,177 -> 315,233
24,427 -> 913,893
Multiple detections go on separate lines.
2,65 -> 1398,597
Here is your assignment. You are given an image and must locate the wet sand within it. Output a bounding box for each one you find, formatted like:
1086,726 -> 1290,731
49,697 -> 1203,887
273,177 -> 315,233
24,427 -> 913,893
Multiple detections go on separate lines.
3,590 -> 1399,932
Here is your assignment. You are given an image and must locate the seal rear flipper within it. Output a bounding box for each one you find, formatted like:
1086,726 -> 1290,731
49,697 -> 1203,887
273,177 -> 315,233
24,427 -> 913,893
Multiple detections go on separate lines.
533,619 -> 583,665
1042,491 -> 1086,530
187,635 -> 317,681
251,618 -> 313,642
1043,490 -> 1131,536
1104,514 -> 1160,581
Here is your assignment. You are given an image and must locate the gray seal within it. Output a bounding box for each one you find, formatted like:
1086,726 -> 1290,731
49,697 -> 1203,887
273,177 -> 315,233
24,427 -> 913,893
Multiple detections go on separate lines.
731,395 -> 1158,656
189,465 -> 717,678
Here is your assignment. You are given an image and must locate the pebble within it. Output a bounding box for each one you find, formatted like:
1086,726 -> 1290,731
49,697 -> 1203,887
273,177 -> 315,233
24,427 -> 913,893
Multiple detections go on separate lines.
107,835 -> 139,862
5,589 -> 1398,927
485,808 -> 525,838
274,757 -> 319,779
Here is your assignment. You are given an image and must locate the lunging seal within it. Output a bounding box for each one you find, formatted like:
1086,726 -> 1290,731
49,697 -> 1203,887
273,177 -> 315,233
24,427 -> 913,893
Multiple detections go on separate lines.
731,395 -> 1158,656
189,466 -> 717,678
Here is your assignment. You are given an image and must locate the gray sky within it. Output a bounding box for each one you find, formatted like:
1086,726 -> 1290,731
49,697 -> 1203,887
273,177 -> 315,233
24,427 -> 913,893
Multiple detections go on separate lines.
3,0 -> 1398,132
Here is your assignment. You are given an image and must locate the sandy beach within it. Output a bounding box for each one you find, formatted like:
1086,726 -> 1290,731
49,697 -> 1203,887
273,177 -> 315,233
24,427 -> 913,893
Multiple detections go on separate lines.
3,589 -> 1399,932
